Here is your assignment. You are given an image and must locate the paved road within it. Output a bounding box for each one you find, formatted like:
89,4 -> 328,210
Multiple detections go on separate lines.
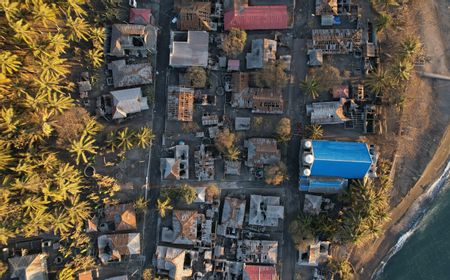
142,0 -> 174,267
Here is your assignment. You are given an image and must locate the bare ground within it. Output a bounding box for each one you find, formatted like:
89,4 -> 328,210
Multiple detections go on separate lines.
350,0 -> 450,278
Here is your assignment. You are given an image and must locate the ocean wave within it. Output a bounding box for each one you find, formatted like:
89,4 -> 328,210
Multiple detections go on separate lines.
372,161 -> 450,279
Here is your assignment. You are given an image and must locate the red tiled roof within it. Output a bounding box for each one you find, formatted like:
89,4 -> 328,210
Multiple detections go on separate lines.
243,265 -> 278,280
130,8 -> 152,25
224,5 -> 289,30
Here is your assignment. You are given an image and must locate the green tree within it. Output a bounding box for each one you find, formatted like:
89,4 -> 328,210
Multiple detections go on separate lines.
264,162 -> 288,186
376,12 -> 392,33
254,61 -> 289,89
65,16 -> 90,41
366,68 -> 392,95
391,60 -> 414,82
134,196 -> 148,213
306,124 -> 323,140
400,36 -> 421,61
156,197 -> 173,218
301,77 -> 320,99
222,28 -> 247,57
69,134 -> 97,165
327,258 -> 354,280
186,66 -> 207,88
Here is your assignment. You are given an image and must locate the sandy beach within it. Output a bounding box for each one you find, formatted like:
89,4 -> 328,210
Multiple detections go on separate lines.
350,0 -> 450,278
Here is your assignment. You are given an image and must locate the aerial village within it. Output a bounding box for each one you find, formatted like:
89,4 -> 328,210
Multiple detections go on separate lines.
1,0 -> 426,279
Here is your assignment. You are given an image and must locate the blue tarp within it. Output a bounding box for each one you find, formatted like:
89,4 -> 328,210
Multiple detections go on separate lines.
310,140 -> 372,179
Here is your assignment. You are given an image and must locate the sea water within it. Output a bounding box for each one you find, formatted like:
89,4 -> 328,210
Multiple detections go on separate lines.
376,162 -> 450,280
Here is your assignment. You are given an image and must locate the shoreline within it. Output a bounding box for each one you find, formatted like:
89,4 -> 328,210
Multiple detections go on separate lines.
351,126 -> 450,279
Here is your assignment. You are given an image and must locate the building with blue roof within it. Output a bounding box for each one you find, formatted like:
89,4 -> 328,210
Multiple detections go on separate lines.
299,140 -> 376,193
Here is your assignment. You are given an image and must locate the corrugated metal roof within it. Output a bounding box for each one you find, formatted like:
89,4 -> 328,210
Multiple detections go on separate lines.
243,265 -> 277,280
224,5 -> 289,30
310,140 -> 372,178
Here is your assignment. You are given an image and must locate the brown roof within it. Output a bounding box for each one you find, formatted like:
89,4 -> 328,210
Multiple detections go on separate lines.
167,87 -> 195,122
173,210 -> 198,242
104,203 -> 137,231
232,72 -> 249,93
176,1 -> 212,31
78,270 -> 93,280
251,88 -> 284,114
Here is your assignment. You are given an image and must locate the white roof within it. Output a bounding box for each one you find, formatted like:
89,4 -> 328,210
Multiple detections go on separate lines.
170,31 -> 209,67
111,87 -> 149,119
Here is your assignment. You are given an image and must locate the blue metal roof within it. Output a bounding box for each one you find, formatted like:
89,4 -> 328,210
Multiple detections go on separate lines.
300,178 -> 348,193
310,140 -> 372,179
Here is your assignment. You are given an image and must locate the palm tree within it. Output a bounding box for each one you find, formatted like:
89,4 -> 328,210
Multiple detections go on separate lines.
66,0 -> 88,17
86,48 -> 104,69
374,0 -> 399,10
366,68 -> 392,95
37,55 -> 70,80
65,16 -> 90,42
0,51 -> 21,74
69,134 -> 97,165
306,124 -> 323,140
21,196 -> 48,217
0,0 -> 20,22
66,196 -> 91,229
327,258 -> 354,280
10,19 -> 36,45
51,210 -> 72,237
0,74 -> 12,95
0,107 -> 21,136
46,33 -> 70,56
0,226 -> 15,245
376,12 -> 392,33
135,126 -> 155,149
57,266 -> 76,280
225,146 -> 240,161
116,127 -> 135,152
90,27 -> 105,47
83,118 -> 103,137
46,92 -> 73,115
31,1 -> 57,28
105,131 -> 117,152
300,77 -> 320,99
0,147 -> 13,170
400,36 -> 421,61
156,197 -> 173,218
391,60 -> 414,82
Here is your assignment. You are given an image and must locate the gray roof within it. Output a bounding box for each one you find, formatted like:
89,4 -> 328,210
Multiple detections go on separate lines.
246,39 -> 263,69
8,254 -> 48,280
306,100 -> 349,125
108,60 -> 153,88
249,195 -> 284,227
110,88 -> 149,119
235,117 -> 251,131
170,31 -> 209,67
307,49 -> 323,66
220,197 -> 246,229
237,240 -> 278,264
303,194 -> 323,215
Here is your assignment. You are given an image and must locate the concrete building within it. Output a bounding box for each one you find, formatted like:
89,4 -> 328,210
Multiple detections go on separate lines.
108,60 -> 152,89
246,39 -> 277,69
175,0 -> 212,31
299,140 -> 376,193
248,195 -> 284,227
251,88 -> 284,114
237,240 -> 278,264
162,210 -> 199,245
97,233 -> 141,264
102,203 -> 137,231
109,24 -> 157,56
306,100 -> 349,125
194,144 -> 215,181
217,196 -> 246,238
8,254 -> 48,280
298,240 -> 330,266
309,29 -> 362,55
155,246 -> 196,280
167,86 -> 194,122
160,144 -> 190,180
224,0 -> 289,30
170,31 -> 209,67
98,88 -> 149,120
244,138 -> 281,167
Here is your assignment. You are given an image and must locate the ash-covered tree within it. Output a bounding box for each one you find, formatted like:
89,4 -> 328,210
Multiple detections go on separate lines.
276,117 -> 291,142
264,162 -> 288,185
186,66 -> 207,88
215,128 -> 236,154
254,61 -> 289,88
222,28 -> 247,58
